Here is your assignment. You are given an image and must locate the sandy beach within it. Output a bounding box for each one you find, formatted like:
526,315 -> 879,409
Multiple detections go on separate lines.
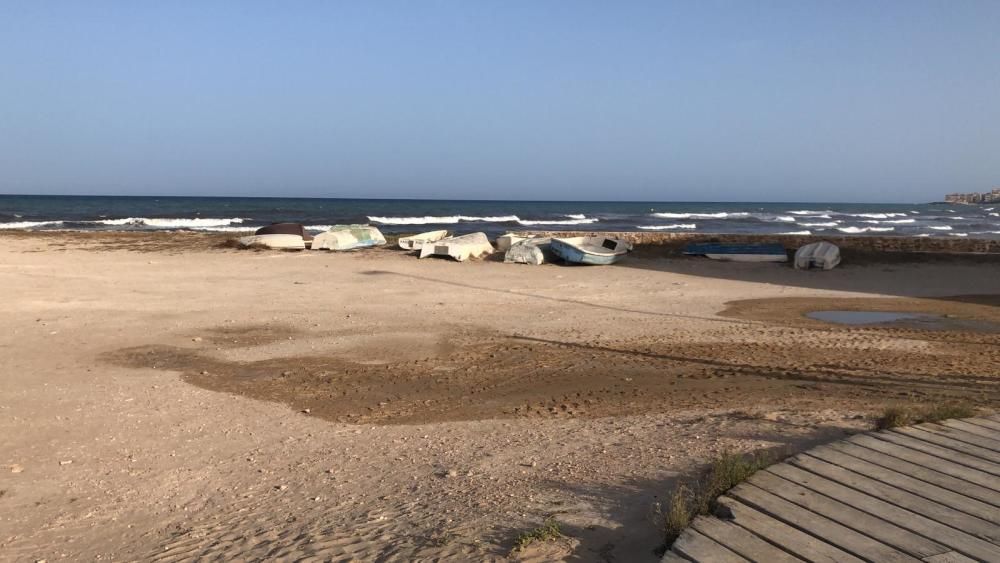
1,231 -> 999,562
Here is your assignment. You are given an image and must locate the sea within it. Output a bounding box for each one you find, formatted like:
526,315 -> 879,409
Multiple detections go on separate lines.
2,195 -> 999,239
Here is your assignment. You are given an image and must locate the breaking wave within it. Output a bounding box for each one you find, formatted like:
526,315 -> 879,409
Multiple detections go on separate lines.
861,219 -> 915,224
837,226 -> 895,233
517,216 -> 599,226
94,217 -> 247,228
367,215 -> 519,225
775,216 -> 796,222
651,212 -> 747,219
0,220 -> 64,229
928,225 -> 953,231
188,226 -> 255,232
637,224 -> 697,230
799,222 -> 839,227
778,230 -> 812,235
849,213 -> 908,219
788,210 -> 833,215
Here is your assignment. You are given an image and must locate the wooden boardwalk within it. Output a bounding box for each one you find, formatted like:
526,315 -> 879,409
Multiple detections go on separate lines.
664,416 -> 1000,563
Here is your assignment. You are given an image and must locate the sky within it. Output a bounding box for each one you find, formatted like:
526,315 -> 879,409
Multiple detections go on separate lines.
1,1 -> 998,202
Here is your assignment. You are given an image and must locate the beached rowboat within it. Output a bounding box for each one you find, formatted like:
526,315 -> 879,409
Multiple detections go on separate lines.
683,242 -> 788,262
549,236 -> 632,265
237,234 -> 307,250
419,232 -> 494,261
312,225 -> 387,251
794,241 -> 840,270
398,230 -> 449,251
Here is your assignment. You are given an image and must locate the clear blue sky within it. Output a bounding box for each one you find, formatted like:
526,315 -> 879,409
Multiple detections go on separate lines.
1,1 -> 998,202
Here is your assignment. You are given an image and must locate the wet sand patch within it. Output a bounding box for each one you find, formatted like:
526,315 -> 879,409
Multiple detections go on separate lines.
103,327 -> 1000,425
721,295 -> 1000,337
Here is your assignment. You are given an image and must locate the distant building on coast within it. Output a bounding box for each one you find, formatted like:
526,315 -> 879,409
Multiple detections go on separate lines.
944,188 -> 1000,204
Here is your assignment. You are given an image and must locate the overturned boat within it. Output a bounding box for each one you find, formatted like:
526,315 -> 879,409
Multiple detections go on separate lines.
794,241 -> 841,270
683,242 -> 788,262
419,232 -> 494,261
549,236 -> 632,265
312,225 -> 387,251
504,237 -> 553,265
238,223 -> 308,249
398,230 -> 449,251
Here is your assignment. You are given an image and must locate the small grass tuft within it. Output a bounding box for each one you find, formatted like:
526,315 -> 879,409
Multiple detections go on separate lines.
512,518 -> 562,552
661,449 -> 779,546
874,402 -> 976,430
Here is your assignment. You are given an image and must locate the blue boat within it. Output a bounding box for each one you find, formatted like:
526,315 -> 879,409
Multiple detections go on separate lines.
683,242 -> 788,262
550,236 -> 632,265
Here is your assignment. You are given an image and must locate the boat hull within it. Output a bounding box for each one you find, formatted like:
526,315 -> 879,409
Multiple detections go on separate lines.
549,237 -> 629,265
237,234 -> 306,250
398,230 -> 449,251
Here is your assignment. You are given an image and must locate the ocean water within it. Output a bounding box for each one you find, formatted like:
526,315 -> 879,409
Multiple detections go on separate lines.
1,195 -> 998,239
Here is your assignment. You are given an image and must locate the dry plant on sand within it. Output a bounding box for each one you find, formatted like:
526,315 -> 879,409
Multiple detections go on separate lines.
510,518 -> 563,554
661,450 -> 779,547
873,402 -> 976,430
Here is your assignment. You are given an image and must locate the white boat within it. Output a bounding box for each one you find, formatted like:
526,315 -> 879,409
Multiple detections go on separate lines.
504,237 -> 553,265
794,241 -> 841,270
237,234 -> 306,250
398,230 -> 449,251
684,243 -> 788,263
419,232 -> 494,261
312,225 -> 386,251
496,233 -> 529,252
549,236 -> 632,265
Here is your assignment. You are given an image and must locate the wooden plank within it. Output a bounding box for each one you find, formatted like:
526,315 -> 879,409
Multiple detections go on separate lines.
963,417 -> 1000,432
941,420 -> 1000,442
715,496 -> 864,563
660,550 -> 690,563
768,463 -> 1000,561
895,426 -> 1000,464
672,528 -> 749,563
690,515 -> 803,563
916,423 -> 1000,455
749,468 -> 947,559
827,441 -> 1000,508
791,453 -> 1000,541
870,431 -> 1000,476
846,434 -> 1000,491
728,482 -> 921,562
805,446 -> 1000,526
922,551 -> 980,563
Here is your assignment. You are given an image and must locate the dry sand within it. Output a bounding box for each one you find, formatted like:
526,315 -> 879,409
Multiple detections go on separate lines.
1,232 -> 998,562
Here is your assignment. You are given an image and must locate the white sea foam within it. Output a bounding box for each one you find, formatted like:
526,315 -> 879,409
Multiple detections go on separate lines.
517,217 -> 599,226
367,215 -> 520,225
565,214 -> 587,220
837,226 -> 895,233
779,230 -> 812,235
928,226 -> 953,231
0,220 -> 64,229
990,213 -> 999,217
650,212 -> 747,219
950,233 -> 968,237
189,226 -> 255,232
800,222 -> 839,227
637,224 -> 697,230
788,210 -> 833,215
915,233 -> 931,237
775,216 -> 796,222
862,219 -> 915,224
95,217 -> 247,228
